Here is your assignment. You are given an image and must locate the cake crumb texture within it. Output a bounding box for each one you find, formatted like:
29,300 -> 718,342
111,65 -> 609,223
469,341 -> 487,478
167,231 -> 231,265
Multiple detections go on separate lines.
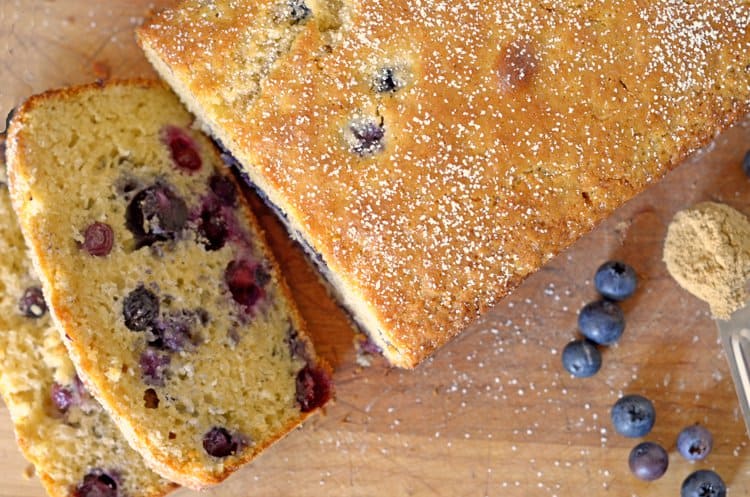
5,81 -> 330,488
139,0 -> 750,367
0,133 -> 176,497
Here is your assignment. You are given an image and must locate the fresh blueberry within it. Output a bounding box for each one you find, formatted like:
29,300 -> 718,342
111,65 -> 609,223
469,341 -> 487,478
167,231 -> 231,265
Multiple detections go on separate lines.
123,286 -> 159,331
611,394 -> 655,438
594,260 -> 637,301
83,222 -> 114,256
561,339 -> 601,378
162,125 -> 202,172
743,149 -> 750,177
73,471 -> 118,497
203,427 -> 238,457
677,424 -> 714,461
296,365 -> 332,412
628,441 -> 668,481
287,0 -> 311,23
578,300 -> 625,345
681,470 -> 726,497
347,117 -> 385,156
18,286 -> 46,318
209,174 -> 237,206
197,201 -> 228,251
373,67 -> 402,93
125,183 -> 188,248
139,348 -> 171,386
225,260 -> 261,309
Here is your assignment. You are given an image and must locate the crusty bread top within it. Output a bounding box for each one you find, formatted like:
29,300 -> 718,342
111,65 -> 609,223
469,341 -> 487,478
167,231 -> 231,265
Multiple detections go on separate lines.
140,0 -> 750,367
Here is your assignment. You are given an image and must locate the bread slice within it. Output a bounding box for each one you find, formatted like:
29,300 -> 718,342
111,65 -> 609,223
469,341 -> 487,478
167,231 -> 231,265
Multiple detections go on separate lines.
139,0 -> 750,367
5,80 -> 332,488
0,132 -> 177,497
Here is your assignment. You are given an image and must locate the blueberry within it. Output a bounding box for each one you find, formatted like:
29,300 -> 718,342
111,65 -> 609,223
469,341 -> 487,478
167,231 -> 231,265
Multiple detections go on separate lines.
561,339 -> 601,378
139,348 -> 171,386
19,286 -> 46,318
628,441 -> 668,481
151,313 -> 193,352
123,286 -> 159,331
677,424 -> 713,461
611,394 -> 655,438
594,260 -> 637,301
197,202 -> 228,251
203,427 -> 238,457
50,382 -> 74,413
254,264 -> 271,287
347,117 -> 385,156
681,470 -> 726,497
578,300 -> 625,345
743,149 -> 750,177
83,222 -> 114,256
373,67 -> 402,93
295,365 -> 332,412
162,125 -> 202,172
73,471 -> 118,497
225,260 -> 261,309
125,183 -> 188,248
209,174 -> 237,206
287,0 -> 311,23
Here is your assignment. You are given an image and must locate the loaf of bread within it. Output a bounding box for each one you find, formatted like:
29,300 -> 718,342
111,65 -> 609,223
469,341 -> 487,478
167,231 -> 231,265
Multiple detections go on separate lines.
139,0 -> 750,367
6,80 -> 331,488
0,133 -> 176,497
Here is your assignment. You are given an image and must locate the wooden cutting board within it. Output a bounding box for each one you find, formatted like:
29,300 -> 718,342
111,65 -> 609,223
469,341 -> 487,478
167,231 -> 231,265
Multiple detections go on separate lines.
2,2 -> 750,496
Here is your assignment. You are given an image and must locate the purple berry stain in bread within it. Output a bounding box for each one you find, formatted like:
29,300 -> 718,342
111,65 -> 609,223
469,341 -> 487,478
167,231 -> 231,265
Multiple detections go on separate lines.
209,173 -> 237,206
285,326 -> 309,362
139,348 -> 171,386
202,427 -> 239,457
225,260 -> 262,309
50,382 -> 74,413
73,471 -> 118,497
197,199 -> 229,251
83,222 -> 114,256
162,125 -> 202,172
125,183 -> 188,248
18,286 -> 46,318
123,286 -> 159,332
151,312 -> 194,352
347,117 -> 385,156
295,366 -> 332,412
496,38 -> 537,92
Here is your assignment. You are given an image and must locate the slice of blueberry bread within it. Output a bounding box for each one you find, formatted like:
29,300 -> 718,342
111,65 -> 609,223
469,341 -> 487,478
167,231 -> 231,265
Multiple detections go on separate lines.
5,80 -> 331,489
0,132 -> 177,497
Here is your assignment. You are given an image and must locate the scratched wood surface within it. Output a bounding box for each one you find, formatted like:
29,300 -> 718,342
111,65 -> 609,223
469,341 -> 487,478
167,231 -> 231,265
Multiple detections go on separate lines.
2,2 -> 750,496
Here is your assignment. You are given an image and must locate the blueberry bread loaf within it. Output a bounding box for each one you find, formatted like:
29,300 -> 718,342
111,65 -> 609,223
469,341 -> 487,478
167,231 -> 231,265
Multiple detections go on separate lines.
139,0 -> 750,367
5,81 -> 331,488
0,133 -> 177,497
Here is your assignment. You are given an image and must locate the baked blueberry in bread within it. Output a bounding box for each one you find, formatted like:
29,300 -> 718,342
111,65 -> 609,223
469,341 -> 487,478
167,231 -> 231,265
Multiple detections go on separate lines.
5,80 -> 331,488
0,133 -> 177,497
139,0 -> 750,367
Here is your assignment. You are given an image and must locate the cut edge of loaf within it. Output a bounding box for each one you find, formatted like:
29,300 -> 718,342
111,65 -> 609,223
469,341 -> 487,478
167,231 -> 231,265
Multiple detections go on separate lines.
5,79 -> 333,488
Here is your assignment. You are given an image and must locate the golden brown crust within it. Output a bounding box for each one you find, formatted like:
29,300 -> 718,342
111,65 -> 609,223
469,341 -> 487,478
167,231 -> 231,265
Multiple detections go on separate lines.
7,79 -> 331,487
140,1 -> 750,367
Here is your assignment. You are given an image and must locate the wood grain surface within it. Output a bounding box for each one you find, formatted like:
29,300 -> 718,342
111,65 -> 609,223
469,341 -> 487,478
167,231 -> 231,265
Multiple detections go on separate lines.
2,2 -> 750,496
